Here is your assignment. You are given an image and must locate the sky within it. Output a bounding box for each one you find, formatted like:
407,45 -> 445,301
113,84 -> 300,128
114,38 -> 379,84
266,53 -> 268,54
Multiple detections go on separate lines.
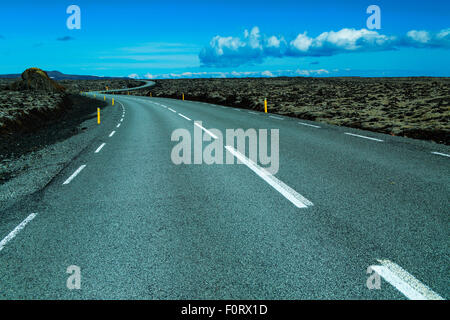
0,0 -> 449,78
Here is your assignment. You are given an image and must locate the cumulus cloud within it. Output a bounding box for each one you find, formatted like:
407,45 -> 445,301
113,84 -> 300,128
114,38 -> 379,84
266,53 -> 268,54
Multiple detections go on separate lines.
199,26 -> 289,67
288,28 -> 396,56
57,36 -> 75,41
199,27 -> 450,67
402,28 -> 450,48
127,73 -> 140,79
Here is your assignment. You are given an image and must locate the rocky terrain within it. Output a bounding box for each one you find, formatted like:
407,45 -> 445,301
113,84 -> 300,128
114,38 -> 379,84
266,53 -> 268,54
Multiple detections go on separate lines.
0,69 -> 143,135
139,77 -> 450,145
0,68 -> 144,210
0,68 -> 143,196
60,78 -> 143,94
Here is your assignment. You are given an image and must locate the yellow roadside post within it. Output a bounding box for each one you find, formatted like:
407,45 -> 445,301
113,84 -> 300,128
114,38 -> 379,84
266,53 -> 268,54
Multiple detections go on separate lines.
94,94 -> 96,98
112,98 -> 115,106
97,108 -> 101,124
104,95 -> 105,101
150,92 -> 152,97
182,93 -> 184,101
264,98 -> 268,113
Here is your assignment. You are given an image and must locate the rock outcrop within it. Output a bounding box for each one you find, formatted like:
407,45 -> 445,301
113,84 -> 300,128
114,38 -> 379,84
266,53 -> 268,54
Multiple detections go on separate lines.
10,68 -> 66,92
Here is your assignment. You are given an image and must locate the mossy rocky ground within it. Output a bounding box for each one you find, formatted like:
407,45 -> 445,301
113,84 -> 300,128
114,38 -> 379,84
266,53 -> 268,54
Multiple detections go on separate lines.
143,77 -> 450,145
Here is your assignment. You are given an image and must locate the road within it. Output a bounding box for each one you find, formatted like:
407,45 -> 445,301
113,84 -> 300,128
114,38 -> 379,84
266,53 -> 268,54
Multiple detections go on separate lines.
0,85 -> 448,299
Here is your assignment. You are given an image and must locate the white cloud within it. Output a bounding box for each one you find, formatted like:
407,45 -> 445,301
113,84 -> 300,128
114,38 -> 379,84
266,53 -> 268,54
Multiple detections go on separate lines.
290,32 -> 313,52
406,30 -> 431,44
267,36 -> 281,48
261,70 -> 274,77
199,26 -> 450,67
136,69 -> 331,79
437,28 -> 450,39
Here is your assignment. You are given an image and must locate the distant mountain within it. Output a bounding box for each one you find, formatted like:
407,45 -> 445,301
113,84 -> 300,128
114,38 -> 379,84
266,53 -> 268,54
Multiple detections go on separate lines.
0,70 -> 128,80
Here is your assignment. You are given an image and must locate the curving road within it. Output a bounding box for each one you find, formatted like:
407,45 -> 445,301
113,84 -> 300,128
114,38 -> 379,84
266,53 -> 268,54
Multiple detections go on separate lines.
0,87 -> 448,299
95,80 -> 155,94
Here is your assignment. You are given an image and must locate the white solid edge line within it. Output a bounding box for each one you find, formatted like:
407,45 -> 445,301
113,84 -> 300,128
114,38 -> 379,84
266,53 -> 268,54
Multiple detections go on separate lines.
372,259 -> 444,300
95,143 -> 106,153
178,113 -> 191,121
63,165 -> 86,185
298,122 -> 321,128
248,111 -> 259,115
225,146 -> 313,208
431,151 -> 450,158
168,108 -> 176,113
109,131 -> 116,137
0,213 -> 38,252
269,115 -> 284,120
194,122 -> 218,139
344,132 -> 383,142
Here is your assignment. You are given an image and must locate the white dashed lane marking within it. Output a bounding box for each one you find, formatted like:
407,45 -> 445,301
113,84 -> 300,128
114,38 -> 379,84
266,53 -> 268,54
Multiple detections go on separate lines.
95,143 -> 106,153
62,165 -> 86,185
178,113 -> 191,121
298,122 -> 321,128
371,259 -> 444,300
344,132 -> 383,142
269,115 -> 284,120
431,151 -> 450,158
0,213 -> 38,252
225,146 -> 313,209
194,122 -> 218,139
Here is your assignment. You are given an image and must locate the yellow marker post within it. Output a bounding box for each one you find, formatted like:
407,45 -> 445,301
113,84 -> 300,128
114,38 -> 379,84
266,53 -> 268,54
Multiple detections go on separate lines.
104,96 -> 106,101
182,93 -> 184,101
150,92 -> 152,97
112,98 -> 115,106
97,108 -> 101,124
94,94 -> 96,98
127,91 -> 130,95
264,98 -> 268,113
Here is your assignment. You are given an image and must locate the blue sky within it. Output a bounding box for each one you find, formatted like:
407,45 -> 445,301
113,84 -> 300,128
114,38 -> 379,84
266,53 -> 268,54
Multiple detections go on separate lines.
0,0 -> 449,78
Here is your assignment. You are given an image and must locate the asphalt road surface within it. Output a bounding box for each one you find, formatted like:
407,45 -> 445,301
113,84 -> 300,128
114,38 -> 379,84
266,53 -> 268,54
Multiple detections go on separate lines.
0,85 -> 448,299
